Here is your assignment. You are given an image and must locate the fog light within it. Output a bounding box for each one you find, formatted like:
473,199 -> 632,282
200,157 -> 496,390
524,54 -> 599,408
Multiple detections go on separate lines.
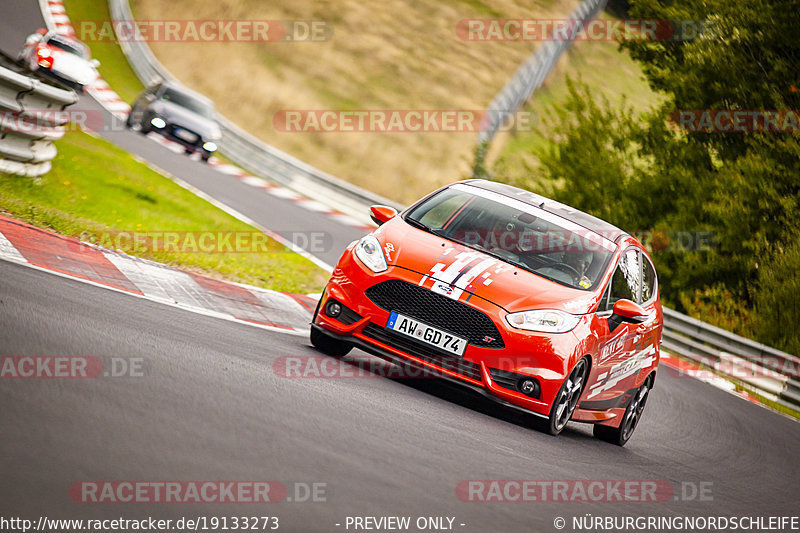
519,379 -> 539,397
325,300 -> 342,318
150,117 -> 166,129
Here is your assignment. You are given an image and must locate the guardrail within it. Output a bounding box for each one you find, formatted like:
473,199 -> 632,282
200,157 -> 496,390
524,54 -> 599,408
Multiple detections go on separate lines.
108,0 -> 403,214
105,0 -> 798,414
478,0 -> 608,143
662,307 -> 800,410
0,64 -> 78,177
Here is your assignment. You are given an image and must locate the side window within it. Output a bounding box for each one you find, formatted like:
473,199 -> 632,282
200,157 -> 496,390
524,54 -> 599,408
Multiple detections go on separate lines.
641,254 -> 657,304
604,249 -> 642,310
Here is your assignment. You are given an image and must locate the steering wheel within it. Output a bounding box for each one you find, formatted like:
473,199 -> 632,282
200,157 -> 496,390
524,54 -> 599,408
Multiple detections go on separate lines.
552,262 -> 581,281
487,247 -> 520,263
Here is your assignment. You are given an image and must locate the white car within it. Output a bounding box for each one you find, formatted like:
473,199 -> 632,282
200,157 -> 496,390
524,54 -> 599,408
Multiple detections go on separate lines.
19,29 -> 99,92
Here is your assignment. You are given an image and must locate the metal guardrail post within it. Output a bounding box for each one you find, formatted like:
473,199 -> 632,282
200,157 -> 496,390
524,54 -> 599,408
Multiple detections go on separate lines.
0,65 -> 78,177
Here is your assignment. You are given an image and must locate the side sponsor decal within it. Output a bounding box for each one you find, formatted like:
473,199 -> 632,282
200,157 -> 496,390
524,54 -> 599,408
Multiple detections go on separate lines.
587,346 -> 657,399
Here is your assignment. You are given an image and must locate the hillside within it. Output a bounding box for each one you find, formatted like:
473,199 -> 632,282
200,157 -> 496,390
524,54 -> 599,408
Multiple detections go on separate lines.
132,0 -> 580,203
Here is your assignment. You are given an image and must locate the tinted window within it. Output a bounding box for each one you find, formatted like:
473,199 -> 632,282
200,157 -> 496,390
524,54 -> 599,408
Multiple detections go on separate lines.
415,188 -> 466,230
605,249 -> 642,310
47,36 -> 87,58
405,185 -> 617,290
641,254 -> 657,303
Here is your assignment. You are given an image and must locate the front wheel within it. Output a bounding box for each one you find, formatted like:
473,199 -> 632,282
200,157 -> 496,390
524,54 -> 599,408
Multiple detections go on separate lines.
545,357 -> 589,435
594,375 -> 652,446
310,327 -> 353,358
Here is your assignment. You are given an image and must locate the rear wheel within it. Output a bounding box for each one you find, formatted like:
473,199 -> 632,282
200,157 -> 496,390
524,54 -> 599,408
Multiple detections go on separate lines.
545,357 -> 589,435
310,327 -> 353,358
594,375 -> 652,446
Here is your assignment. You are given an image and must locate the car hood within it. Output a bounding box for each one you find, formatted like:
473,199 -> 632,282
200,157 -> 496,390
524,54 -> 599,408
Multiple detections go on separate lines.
374,218 -> 602,315
154,101 -> 220,139
50,50 -> 97,85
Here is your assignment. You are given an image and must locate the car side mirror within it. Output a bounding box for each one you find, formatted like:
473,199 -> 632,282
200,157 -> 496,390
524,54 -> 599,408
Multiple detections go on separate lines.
608,299 -> 647,332
370,205 -> 397,226
90,59 -> 100,68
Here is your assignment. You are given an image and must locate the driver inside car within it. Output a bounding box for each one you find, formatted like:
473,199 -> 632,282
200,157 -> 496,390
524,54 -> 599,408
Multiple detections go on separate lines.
563,251 -> 594,289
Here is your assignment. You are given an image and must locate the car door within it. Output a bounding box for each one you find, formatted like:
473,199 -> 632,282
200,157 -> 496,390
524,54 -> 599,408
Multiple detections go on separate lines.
584,248 -> 643,404
634,251 -> 660,362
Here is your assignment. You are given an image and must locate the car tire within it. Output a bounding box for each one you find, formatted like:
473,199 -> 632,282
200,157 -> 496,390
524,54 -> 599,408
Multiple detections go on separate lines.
201,153 -> 211,163
310,327 -> 353,358
594,375 -> 652,446
544,356 -> 589,436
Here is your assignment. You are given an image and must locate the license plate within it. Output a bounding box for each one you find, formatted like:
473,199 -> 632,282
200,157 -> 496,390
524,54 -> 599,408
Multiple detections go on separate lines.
386,312 -> 467,356
174,128 -> 197,142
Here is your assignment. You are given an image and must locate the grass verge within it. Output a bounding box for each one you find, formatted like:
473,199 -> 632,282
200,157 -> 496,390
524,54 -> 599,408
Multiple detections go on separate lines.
0,130 -> 328,294
63,0 -> 144,103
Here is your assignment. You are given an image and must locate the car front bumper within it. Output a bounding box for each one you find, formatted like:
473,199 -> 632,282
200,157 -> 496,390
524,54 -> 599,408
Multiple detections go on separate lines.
313,248 -> 586,418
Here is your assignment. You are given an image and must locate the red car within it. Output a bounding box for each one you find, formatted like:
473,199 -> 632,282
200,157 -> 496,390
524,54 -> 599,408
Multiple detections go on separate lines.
311,180 -> 662,445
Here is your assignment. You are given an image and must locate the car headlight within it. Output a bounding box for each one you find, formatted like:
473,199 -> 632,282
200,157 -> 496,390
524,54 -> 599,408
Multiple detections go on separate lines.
505,309 -> 580,333
150,116 -> 166,129
354,235 -> 387,273
202,141 -> 217,152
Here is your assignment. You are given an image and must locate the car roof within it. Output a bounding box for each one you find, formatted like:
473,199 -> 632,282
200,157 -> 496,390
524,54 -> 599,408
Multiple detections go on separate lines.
150,81 -> 215,106
45,32 -> 89,53
461,179 -> 628,243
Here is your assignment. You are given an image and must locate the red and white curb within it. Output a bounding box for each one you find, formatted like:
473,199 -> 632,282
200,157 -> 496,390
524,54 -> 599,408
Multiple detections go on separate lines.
40,0 -> 131,118
658,352 -> 770,408
0,216 -> 316,335
208,159 -> 376,231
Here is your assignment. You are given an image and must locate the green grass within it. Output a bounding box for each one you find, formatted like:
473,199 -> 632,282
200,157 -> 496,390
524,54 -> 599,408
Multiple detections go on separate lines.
63,0 -> 144,103
490,12 -> 666,186
0,131 -> 328,294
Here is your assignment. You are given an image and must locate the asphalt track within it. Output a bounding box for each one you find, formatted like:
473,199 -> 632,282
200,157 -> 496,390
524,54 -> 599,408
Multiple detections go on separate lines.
1,1 -> 799,531
0,0 -> 366,268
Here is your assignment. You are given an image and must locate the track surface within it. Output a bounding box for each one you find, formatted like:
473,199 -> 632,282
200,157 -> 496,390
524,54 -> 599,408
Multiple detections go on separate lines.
2,258 -> 799,532
1,1 -> 799,531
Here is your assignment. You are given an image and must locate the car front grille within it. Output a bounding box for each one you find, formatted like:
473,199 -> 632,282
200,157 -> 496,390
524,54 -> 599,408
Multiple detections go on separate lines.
364,279 -> 504,349
361,323 -> 483,381
168,125 -> 200,145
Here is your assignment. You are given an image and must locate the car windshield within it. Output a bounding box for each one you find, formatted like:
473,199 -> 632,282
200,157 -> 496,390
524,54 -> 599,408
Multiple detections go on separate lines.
47,36 -> 88,59
405,184 -> 617,290
160,88 -> 215,119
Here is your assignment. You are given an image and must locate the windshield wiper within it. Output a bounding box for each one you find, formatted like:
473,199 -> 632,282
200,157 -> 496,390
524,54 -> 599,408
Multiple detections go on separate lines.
404,217 -> 435,234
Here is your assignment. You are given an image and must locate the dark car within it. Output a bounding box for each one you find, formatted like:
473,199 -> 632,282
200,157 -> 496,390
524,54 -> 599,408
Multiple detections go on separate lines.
127,82 -> 221,162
